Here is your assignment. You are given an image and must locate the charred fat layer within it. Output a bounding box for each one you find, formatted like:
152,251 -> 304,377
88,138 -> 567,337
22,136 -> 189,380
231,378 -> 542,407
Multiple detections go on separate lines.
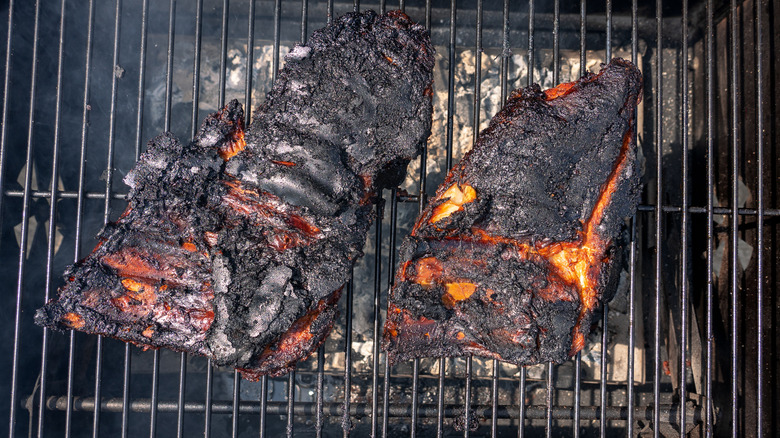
383,59 -> 642,366
35,10 -> 434,379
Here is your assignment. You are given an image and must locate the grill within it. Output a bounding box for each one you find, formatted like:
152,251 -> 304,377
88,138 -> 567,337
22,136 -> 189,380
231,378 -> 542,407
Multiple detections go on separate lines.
2,0 -> 777,436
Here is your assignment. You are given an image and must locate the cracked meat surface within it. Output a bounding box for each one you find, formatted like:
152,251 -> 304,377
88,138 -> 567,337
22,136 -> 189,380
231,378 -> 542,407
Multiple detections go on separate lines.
383,59 -> 642,366
35,10 -> 434,378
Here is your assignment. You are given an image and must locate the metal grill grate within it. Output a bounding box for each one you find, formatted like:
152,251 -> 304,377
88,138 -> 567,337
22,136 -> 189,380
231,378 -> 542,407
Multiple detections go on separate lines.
1,0 -> 777,437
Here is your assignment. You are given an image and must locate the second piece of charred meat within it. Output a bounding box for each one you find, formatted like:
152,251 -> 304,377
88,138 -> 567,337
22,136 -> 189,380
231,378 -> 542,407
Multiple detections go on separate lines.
383,59 -> 642,366
35,10 -> 434,378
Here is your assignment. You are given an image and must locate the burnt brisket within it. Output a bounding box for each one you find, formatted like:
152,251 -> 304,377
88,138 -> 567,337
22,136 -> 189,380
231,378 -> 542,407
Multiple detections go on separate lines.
383,59 -> 643,366
35,10 -> 434,378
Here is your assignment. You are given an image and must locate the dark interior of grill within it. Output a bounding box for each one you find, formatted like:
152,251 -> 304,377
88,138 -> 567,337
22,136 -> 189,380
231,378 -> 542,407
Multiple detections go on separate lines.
1,0 -> 777,437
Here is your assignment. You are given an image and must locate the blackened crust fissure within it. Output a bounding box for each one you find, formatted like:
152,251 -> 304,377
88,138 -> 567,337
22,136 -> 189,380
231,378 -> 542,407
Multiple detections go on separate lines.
383,59 -> 642,366
35,10 -> 434,379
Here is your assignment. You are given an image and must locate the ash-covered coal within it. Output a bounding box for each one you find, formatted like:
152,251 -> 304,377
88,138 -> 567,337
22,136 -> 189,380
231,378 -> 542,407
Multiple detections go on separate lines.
35,10 -> 434,379
384,59 -> 642,367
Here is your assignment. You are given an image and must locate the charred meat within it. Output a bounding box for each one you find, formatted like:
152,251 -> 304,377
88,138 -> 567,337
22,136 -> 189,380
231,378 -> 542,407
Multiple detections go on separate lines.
35,10 -> 434,378
383,59 -> 642,366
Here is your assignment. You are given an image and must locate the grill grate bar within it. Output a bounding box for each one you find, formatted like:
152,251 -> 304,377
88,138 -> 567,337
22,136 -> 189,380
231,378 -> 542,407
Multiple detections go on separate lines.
463,1 -> 484,436
729,0 -> 740,436
436,2 -> 457,436
190,0 -> 204,140
370,203 -> 383,438
704,1 -> 715,436
547,4 -> 561,436
627,2 -> 638,436
436,358 -> 446,437
287,371 -> 295,437
343,278 -> 354,437
11,186 -> 780,218
627,218 -> 638,438
410,359 -> 419,437
754,0 -> 766,435
381,189 -> 398,438
176,354 -> 186,438
315,346 -> 324,438
410,3 -> 431,432
39,396 -> 706,421
518,369 -> 527,438
679,0 -> 690,434
134,0 -> 149,161
149,350 -> 160,437
36,0 -> 67,435
0,0 -> 13,221
9,1 -> 41,436
600,5 -> 613,438
258,375 -> 267,437
96,3 -> 123,436
653,0 -> 664,437
121,344 -> 131,438
232,371 -> 241,437
493,3 -> 511,436
573,3 -> 587,436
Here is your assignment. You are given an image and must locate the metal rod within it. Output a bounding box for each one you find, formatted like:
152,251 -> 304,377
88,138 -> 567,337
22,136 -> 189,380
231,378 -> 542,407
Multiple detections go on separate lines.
627,2 -> 638,436
232,371 -> 240,438
552,0 -> 559,85
575,3 -> 586,436
436,357 -> 446,438
301,0 -> 309,44
164,0 -> 175,132
204,361 -> 213,438
464,357 -> 473,438
149,350 -> 160,438
546,362 -> 554,438
99,3 -> 123,436
518,367 -> 526,438
177,354 -> 187,438
679,0 -> 690,434
382,190 -> 399,438
654,0 -> 664,437
729,0 -> 740,434
627,218 -> 637,438
754,0 -> 766,435
500,0 -> 510,103
411,359 -> 420,437
245,0 -> 257,124
600,304 -> 609,438
492,361 -> 499,438
0,0 -> 14,221
8,189 -> 780,217
36,0 -> 67,435
68,1 -> 96,435
134,0 -> 149,160
9,1 -> 41,433
287,370 -> 296,437
191,0 -> 203,139
445,0 -> 457,171
605,0 -> 612,60
40,396 -> 707,422
343,278 -> 354,437
121,344 -> 131,438
273,0 -> 282,83
579,0 -> 586,77
704,1 -> 714,435
316,346 -> 324,438
527,0 -> 534,86
258,375 -> 267,438
219,0 -> 229,106
370,202 -> 383,438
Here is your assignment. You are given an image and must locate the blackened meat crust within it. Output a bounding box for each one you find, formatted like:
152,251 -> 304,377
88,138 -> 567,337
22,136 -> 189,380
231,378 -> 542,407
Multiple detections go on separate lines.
35,10 -> 434,378
383,59 -> 642,366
